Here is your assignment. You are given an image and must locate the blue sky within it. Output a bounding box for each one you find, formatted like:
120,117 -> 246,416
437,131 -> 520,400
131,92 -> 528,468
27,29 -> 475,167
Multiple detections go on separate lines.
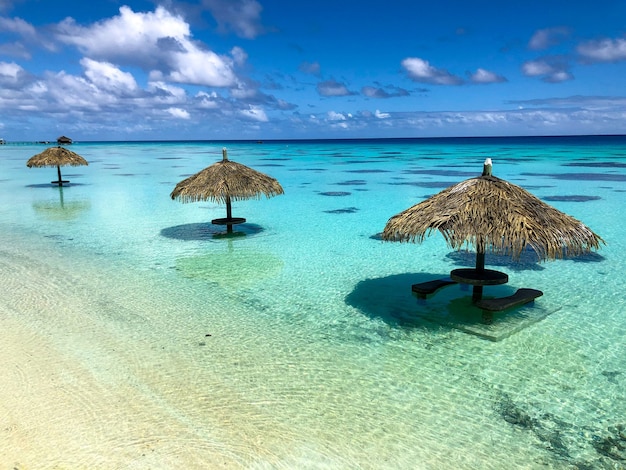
1,0 -> 626,141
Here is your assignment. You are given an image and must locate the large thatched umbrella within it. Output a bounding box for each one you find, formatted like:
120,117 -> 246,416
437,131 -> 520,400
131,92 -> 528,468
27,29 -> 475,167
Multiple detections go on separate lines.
26,146 -> 88,186
170,148 -> 284,233
382,159 -> 604,302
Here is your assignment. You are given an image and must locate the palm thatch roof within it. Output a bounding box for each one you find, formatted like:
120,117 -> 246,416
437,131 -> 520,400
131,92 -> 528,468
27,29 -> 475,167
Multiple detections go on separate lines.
26,146 -> 88,168
170,148 -> 284,204
382,159 -> 604,261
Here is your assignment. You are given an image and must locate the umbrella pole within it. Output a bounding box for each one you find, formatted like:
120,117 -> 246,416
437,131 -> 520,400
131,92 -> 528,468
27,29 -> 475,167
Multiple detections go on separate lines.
56,165 -> 63,186
472,251 -> 485,302
226,196 -> 233,233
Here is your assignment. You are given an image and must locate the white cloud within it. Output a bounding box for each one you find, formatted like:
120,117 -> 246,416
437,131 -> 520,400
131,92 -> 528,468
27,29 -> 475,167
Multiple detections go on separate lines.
202,0 -> 265,39
577,37 -> 626,62
469,68 -> 507,84
327,111 -> 347,121
167,107 -> 190,119
362,85 -> 410,98
375,109 -> 390,119
401,57 -> 462,85
43,71 -> 107,110
196,91 -> 220,109
528,27 -> 570,50
299,61 -> 321,76
239,105 -> 268,121
146,81 -> 187,103
317,80 -> 355,97
0,61 -> 23,80
230,46 -> 248,67
81,58 -> 138,94
0,16 -> 36,37
55,6 -> 239,87
522,59 -> 572,83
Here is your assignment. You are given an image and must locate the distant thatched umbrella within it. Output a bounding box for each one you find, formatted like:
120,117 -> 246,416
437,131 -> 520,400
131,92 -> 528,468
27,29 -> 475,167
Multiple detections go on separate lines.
26,146 -> 88,186
382,159 -> 604,301
170,148 -> 284,232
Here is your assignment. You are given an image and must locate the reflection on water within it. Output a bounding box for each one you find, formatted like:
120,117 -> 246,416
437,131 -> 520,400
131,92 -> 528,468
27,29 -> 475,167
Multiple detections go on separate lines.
31,187 -> 91,221
175,240 -> 283,288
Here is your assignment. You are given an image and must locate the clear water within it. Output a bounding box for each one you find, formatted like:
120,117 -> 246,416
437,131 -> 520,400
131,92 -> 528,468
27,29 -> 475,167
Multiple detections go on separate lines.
1,137 -> 625,468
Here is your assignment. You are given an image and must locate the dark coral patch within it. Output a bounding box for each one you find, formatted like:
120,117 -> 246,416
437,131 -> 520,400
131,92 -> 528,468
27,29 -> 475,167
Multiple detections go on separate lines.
388,181 -> 455,188
344,169 -> 391,173
336,180 -> 367,186
402,169 -> 478,177
522,172 -> 626,182
543,195 -> 602,202
563,162 -> 626,168
324,207 -> 359,214
319,191 -> 351,196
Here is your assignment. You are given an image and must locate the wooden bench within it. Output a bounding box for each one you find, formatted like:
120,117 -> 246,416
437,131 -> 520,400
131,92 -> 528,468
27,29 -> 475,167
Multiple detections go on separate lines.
475,288 -> 543,312
412,278 -> 457,299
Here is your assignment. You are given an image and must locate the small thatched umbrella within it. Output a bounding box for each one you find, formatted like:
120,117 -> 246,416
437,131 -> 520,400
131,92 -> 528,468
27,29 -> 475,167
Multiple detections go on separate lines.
382,158 -> 604,302
170,148 -> 284,233
26,146 -> 88,186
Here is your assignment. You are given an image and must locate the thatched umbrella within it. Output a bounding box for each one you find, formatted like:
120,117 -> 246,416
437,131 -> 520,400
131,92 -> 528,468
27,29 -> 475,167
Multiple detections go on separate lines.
382,158 -> 604,302
170,148 -> 284,233
26,146 -> 88,186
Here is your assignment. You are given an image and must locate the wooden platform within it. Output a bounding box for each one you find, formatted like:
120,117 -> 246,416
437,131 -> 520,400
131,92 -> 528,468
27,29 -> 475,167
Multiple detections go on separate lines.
211,217 -> 246,225
475,288 -> 543,312
450,268 -> 508,286
412,278 -> 457,298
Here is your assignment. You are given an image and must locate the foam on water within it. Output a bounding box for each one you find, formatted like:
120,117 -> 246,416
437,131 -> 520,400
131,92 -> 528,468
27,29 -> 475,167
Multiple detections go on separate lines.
1,137 -> 625,468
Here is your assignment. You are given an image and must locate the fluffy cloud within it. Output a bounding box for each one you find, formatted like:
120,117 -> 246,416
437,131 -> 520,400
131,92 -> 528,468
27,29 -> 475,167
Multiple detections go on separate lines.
374,109 -> 390,119
522,59 -> 572,83
327,110 -> 350,121
401,57 -> 462,85
81,58 -> 138,95
317,79 -> 355,97
0,60 -> 25,86
468,68 -> 507,84
361,84 -> 410,98
239,105 -> 268,121
167,107 -> 190,119
299,61 -> 321,76
577,37 -> 626,62
202,0 -> 265,39
0,16 -> 36,36
528,27 -> 570,50
54,6 -> 239,87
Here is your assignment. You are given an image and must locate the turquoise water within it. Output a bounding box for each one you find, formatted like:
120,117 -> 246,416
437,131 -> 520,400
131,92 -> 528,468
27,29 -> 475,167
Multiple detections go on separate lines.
1,137 -> 625,468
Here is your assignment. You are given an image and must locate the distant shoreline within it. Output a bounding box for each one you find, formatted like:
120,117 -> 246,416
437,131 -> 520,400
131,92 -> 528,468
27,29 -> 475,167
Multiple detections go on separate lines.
2,134 -> 625,146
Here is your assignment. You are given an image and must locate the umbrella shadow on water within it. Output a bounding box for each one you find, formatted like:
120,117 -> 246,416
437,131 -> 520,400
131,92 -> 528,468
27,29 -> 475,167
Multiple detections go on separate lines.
175,240 -> 284,288
446,247 -> 605,271
345,272 -> 553,340
446,247 -> 546,272
160,222 -> 264,241
26,182 -> 87,188
31,186 -> 91,221
345,272 -> 463,328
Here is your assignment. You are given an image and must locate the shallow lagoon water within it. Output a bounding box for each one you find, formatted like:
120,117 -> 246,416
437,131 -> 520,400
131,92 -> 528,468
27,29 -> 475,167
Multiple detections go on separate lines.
1,137 -> 625,468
